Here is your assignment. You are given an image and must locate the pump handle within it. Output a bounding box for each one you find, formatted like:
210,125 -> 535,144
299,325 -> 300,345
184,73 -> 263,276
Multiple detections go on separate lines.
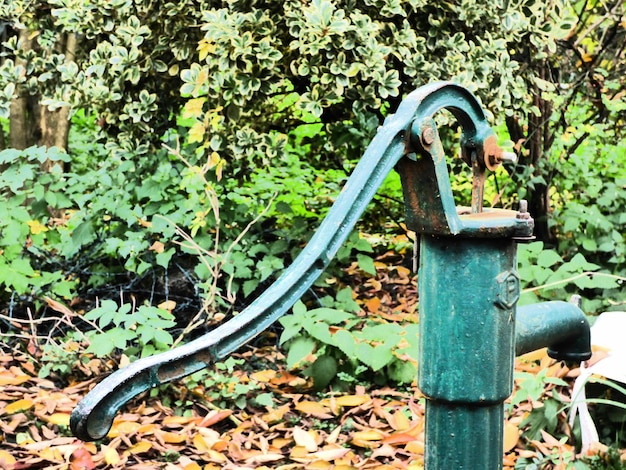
71,82 -> 529,441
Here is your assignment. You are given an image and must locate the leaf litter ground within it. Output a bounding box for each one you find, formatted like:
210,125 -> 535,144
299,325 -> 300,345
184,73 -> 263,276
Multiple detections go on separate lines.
0,250 -> 622,469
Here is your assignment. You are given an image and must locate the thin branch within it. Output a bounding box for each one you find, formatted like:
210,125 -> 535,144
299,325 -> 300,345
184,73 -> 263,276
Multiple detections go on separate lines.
522,272 -> 626,293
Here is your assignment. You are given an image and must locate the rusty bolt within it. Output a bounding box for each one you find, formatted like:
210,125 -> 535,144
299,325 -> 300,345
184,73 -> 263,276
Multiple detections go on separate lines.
516,199 -> 530,220
421,127 -> 435,146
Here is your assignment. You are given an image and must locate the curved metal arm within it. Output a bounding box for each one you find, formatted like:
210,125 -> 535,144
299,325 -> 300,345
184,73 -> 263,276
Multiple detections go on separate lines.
71,81 -> 499,441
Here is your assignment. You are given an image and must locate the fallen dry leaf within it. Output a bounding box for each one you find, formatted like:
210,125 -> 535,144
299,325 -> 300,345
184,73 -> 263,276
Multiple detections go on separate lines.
70,447 -> 96,470
292,426 -> 318,452
504,422 -> 519,453
5,398 -> 34,414
335,394 -> 371,407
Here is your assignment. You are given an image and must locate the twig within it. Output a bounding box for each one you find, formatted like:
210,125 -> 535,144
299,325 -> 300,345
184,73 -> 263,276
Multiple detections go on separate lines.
522,272 -> 626,293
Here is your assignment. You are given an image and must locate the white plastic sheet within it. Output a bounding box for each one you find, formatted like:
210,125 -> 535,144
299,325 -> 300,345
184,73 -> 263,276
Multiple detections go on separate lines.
569,311 -> 626,451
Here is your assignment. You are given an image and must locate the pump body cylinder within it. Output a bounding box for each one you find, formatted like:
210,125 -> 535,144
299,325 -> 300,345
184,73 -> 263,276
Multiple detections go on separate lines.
418,236 -> 518,469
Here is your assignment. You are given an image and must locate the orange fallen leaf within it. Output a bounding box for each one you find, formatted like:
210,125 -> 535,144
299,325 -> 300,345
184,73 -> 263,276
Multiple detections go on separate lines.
5,398 -> 33,414
365,297 -> 381,313
272,437 -> 292,449
263,404 -> 289,424
335,395 -> 371,407
352,430 -> 384,441
150,241 -> 165,253
244,451 -> 284,464
103,446 -> 121,466
46,413 -> 71,426
193,430 -> 222,453
0,372 -> 31,386
138,423 -> 158,435
193,434 -> 212,453
382,432 -> 418,445
161,431 -> 187,444
371,443 -> 396,459
39,447 -> 64,463
408,460 -> 425,470
310,447 -> 350,461
205,449 -> 228,463
269,371 -> 303,386
127,440 -> 152,455
305,461 -> 332,469
70,447 -> 95,470
290,446 -> 310,459
212,440 -> 228,452
390,410 -> 411,431
503,422 -> 519,452
250,369 -> 276,383
326,425 -> 342,445
158,299 -> 176,312
200,409 -> 232,428
108,420 -> 141,437
405,439 -> 425,455
295,401 -> 332,418
44,296 -> 75,317
162,415 -> 196,427
0,449 -> 16,468
183,464 -> 202,470
351,429 -> 385,447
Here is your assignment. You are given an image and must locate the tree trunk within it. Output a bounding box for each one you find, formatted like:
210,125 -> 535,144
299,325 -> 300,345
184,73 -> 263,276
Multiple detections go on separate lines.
9,30 -> 75,165
0,120 -> 5,150
9,30 -> 37,150
506,65 -> 555,243
40,33 -> 75,151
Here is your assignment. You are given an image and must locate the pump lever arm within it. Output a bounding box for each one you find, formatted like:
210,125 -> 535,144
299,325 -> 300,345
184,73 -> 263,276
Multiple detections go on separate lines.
71,82 -> 496,442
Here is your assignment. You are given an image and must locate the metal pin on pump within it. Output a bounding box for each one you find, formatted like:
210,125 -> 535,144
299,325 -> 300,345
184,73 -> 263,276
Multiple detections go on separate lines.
71,83 -> 590,469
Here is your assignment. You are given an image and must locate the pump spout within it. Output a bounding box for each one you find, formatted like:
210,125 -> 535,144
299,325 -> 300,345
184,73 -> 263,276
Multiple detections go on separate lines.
515,300 -> 592,362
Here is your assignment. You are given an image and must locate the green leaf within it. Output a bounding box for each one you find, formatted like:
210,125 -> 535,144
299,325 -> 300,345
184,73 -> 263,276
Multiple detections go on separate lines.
153,329 -> 174,346
86,332 -> 116,357
71,220 -> 96,248
354,237 -> 373,252
582,238 -> 597,251
286,336 -> 316,369
304,321 -> 332,344
357,254 -> 376,276
243,279 -> 258,297
155,247 -> 175,268
311,355 -> 337,391
292,300 -> 307,316
574,273 -> 619,290
253,392 -> 274,408
360,323 -> 401,343
309,307 -> 353,324
83,300 -> 118,322
566,253 -> 600,271
387,360 -> 417,384
355,342 -> 374,368
279,315 -> 303,345
335,287 -> 360,312
536,249 -> 562,268
370,345 -> 394,371
331,329 -> 356,358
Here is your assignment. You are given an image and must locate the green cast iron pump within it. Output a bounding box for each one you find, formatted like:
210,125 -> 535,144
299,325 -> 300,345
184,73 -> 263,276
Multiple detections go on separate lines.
71,82 -> 591,469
